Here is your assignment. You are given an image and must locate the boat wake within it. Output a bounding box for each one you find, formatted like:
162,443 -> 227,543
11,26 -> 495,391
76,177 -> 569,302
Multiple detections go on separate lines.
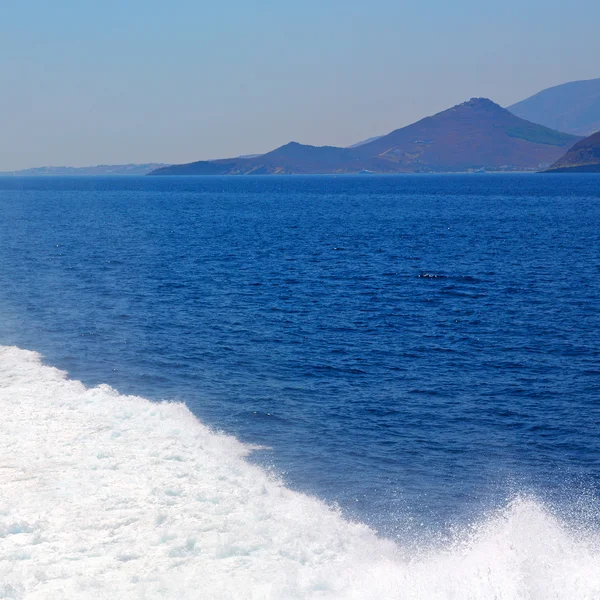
1,345 -> 598,599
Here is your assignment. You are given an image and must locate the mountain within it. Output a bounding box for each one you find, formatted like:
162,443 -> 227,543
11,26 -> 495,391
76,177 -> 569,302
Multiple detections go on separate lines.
149,98 -> 580,176
349,98 -> 579,171
544,131 -> 600,173
150,142 -> 389,175
0,163 -> 169,176
508,78 -> 600,137
346,136 -> 383,149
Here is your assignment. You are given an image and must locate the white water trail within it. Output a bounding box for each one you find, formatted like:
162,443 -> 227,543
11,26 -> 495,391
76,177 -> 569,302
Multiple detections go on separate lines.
1,345 -> 599,599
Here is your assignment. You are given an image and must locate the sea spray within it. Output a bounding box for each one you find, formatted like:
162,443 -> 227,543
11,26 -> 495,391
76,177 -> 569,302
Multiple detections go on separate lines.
1,345 -> 599,599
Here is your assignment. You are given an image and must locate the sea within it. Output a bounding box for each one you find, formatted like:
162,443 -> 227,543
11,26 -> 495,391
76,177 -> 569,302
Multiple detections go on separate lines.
0,174 -> 599,599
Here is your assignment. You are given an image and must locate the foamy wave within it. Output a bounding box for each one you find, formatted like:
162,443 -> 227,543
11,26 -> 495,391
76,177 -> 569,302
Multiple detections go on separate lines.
1,345 -> 598,599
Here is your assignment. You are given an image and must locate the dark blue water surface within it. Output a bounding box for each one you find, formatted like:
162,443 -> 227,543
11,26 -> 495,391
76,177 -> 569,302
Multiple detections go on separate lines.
1,174 -> 599,537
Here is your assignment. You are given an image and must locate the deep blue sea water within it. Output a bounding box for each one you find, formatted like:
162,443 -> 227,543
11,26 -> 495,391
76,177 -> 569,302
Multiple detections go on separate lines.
1,174 -> 599,544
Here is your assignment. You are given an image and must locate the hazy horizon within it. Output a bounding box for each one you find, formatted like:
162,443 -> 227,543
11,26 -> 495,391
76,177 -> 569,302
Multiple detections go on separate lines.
2,0 -> 599,171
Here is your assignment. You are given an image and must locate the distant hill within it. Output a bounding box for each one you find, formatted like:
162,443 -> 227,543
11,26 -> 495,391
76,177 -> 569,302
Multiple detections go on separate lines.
0,163 -> 169,176
150,98 -> 579,176
508,78 -> 600,137
544,131 -> 600,173
346,136 -> 383,149
349,98 -> 579,171
150,142 -> 389,175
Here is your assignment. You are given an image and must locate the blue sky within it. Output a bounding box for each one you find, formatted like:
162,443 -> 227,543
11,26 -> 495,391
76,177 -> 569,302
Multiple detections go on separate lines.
1,0 -> 599,170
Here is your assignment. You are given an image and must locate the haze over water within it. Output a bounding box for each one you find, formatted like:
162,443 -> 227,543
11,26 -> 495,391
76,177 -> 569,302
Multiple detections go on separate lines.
1,174 -> 599,598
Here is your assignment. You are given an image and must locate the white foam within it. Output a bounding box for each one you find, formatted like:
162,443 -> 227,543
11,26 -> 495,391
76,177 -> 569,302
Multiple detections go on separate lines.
1,345 -> 599,599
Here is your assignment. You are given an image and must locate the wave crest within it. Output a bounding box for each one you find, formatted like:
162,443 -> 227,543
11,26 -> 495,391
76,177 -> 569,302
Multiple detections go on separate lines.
1,346 -> 598,599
